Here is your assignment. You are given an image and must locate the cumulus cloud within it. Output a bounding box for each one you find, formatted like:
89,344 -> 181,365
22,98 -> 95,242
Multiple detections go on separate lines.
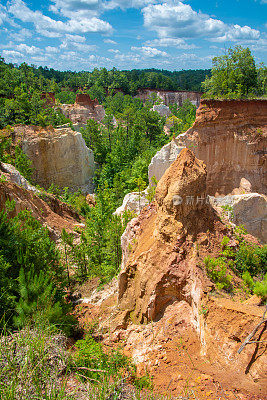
7,0 -> 113,36
60,33 -> 97,51
15,43 -> 40,54
2,49 -> 23,59
49,0 -> 100,19
142,2 -> 260,42
131,45 -> 168,57
108,48 -> 120,53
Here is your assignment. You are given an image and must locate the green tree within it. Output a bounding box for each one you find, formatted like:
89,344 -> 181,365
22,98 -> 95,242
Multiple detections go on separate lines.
202,46 -> 258,98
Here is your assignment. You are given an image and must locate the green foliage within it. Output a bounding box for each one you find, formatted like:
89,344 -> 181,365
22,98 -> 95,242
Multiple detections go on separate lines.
14,267 -> 76,335
73,334 -> 132,382
253,273 -> 267,302
0,136 -> 12,163
82,93 -> 167,207
242,271 -> 254,290
69,185 -> 131,283
0,208 -> 75,333
14,144 -> 33,182
169,100 -> 196,135
55,90 -> 76,104
234,243 -> 267,276
205,231 -> 267,300
204,256 -> 232,291
202,46 -> 265,98
146,176 -> 158,203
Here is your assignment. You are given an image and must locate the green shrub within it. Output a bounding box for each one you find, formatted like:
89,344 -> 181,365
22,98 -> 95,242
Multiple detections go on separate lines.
14,145 -> 33,182
234,243 -> 267,276
253,273 -> 267,302
204,256 -> 232,291
72,334 -> 133,382
14,267 -> 76,336
242,271 -> 254,290
0,208 -> 75,333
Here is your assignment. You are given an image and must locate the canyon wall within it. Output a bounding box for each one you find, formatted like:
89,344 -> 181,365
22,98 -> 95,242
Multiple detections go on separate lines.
180,99 -> 267,196
135,89 -> 202,107
84,149 -> 266,397
14,125 -> 95,193
59,93 -> 105,124
150,100 -> 267,196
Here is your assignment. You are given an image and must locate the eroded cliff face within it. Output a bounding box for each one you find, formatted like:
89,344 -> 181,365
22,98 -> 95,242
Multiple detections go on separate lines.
59,94 -> 105,124
0,165 -> 83,240
180,99 -> 267,195
117,149 -> 225,327
78,149 -> 266,398
135,88 -> 202,107
13,125 -> 95,193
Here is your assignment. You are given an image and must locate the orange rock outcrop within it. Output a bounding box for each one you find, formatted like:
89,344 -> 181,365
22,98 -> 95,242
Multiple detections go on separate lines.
117,149 -> 225,327
0,177 -> 83,240
181,99 -> 267,195
59,94 -> 105,124
79,149 -> 266,398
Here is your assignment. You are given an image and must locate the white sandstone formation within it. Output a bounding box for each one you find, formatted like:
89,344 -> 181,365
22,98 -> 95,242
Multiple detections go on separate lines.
148,140 -> 184,184
152,104 -> 172,117
18,126 -> 95,193
1,163 -> 40,194
114,191 -> 148,215
210,193 -> 267,243
233,194 -> 267,243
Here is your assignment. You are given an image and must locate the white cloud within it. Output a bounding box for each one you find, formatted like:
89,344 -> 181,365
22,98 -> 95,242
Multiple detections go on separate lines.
9,28 -> 32,41
16,43 -> 40,54
104,38 -> 118,44
65,34 -> 86,43
131,45 -> 168,57
45,46 -> 60,53
108,48 -> 120,53
60,34 -> 97,51
49,0 -> 100,19
142,2 -> 260,42
2,49 -> 23,59
8,0 -> 113,36
145,37 -> 196,49
103,0 -> 158,10
0,5 -> 7,25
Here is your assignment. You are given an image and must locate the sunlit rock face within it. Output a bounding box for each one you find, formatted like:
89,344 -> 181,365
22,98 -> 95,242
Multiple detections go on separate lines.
148,140 -> 185,185
180,99 -> 267,196
59,94 -> 105,124
13,125 -> 95,193
117,149 -> 221,326
135,88 -> 202,107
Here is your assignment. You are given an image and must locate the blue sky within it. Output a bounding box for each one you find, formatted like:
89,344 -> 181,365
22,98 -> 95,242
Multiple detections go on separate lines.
0,0 -> 266,71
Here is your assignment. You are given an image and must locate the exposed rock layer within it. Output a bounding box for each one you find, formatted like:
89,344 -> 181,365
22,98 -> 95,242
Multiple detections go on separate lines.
59,94 -> 105,124
77,148 -> 266,398
0,169 -> 82,240
148,140 -> 184,184
135,88 -> 202,107
117,149 -> 224,326
180,99 -> 267,195
13,125 -> 95,192
210,193 -> 267,243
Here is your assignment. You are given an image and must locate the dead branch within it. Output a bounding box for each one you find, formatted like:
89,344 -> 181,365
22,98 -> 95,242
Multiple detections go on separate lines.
238,305 -> 267,354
